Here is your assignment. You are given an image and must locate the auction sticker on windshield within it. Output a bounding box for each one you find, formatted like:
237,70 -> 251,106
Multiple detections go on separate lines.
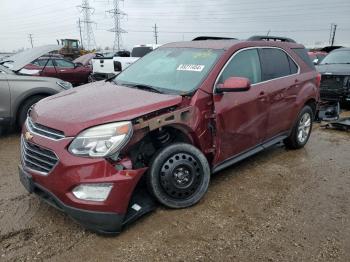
177,64 -> 205,72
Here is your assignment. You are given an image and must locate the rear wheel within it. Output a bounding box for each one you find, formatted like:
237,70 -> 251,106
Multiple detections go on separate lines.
17,95 -> 46,128
147,143 -> 210,208
284,105 -> 313,149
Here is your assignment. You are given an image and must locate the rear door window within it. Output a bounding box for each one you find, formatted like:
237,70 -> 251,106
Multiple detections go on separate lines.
55,59 -> 75,68
288,57 -> 298,74
218,49 -> 262,85
259,48 -> 293,81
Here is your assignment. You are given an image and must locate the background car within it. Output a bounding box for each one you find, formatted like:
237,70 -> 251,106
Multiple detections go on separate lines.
316,48 -> 350,104
308,51 -> 327,65
0,45 -> 72,134
24,57 -> 92,86
0,64 -> 71,134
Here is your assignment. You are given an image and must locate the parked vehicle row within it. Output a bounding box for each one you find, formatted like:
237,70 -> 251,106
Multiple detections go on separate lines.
18,36 -> 320,234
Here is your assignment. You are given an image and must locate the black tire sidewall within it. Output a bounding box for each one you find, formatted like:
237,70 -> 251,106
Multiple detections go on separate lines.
17,96 -> 46,128
147,143 -> 210,209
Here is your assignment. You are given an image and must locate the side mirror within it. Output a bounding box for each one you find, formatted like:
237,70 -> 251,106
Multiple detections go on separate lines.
313,58 -> 319,65
216,77 -> 251,93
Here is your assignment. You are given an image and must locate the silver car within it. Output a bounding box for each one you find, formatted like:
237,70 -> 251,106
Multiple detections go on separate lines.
0,45 -> 72,134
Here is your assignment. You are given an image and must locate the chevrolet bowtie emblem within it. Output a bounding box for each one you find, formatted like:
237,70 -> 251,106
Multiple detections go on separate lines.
25,131 -> 33,141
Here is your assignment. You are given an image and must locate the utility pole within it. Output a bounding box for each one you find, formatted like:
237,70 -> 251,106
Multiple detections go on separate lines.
107,0 -> 127,51
330,24 -> 337,46
78,18 -> 84,49
28,34 -> 34,48
153,24 -> 158,44
78,0 -> 96,50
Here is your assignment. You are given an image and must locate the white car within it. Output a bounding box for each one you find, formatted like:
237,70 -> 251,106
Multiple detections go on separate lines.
91,44 -> 160,80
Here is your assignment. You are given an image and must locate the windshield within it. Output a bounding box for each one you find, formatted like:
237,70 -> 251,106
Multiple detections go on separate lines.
321,50 -> 350,64
115,47 -> 223,95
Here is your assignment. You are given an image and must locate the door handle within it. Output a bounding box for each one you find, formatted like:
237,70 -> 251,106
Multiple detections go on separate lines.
258,91 -> 268,102
258,91 -> 265,97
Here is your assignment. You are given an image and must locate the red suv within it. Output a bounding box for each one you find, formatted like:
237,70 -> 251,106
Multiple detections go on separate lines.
19,36 -> 320,234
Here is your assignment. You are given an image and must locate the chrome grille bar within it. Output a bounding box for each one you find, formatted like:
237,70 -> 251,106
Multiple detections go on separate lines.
27,117 -> 65,140
20,136 -> 59,175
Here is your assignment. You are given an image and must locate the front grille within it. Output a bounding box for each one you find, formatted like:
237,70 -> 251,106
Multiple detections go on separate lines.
320,75 -> 348,90
27,117 -> 65,140
21,136 -> 59,175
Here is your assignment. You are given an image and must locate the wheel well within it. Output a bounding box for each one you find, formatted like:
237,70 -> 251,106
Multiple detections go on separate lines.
128,126 -> 194,169
15,93 -> 49,121
304,99 -> 317,117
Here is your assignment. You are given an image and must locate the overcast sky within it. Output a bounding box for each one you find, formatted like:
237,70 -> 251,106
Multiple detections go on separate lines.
1,0 -> 350,52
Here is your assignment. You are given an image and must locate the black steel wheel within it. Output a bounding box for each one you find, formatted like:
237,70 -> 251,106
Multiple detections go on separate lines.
147,143 -> 210,208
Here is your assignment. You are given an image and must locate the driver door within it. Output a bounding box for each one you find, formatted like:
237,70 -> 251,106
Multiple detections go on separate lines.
213,48 -> 270,165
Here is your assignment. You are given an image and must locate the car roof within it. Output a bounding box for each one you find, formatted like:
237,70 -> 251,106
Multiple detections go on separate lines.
162,40 -> 303,50
332,47 -> 350,52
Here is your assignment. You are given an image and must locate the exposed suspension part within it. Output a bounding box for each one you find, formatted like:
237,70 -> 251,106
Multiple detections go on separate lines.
154,128 -> 171,147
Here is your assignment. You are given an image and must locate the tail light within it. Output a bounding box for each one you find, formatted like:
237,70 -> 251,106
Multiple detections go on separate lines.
113,61 -> 122,72
316,73 -> 321,88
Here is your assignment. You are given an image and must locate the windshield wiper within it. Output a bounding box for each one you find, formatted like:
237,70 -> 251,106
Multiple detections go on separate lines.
112,80 -> 163,93
128,84 -> 162,93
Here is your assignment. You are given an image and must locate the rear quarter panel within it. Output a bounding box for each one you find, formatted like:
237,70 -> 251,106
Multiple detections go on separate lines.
0,74 -> 11,119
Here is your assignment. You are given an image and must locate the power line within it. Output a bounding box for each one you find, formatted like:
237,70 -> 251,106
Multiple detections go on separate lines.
153,24 -> 159,44
329,23 -> 338,46
28,34 -> 34,48
107,0 -> 127,51
78,18 -> 84,49
78,0 -> 97,50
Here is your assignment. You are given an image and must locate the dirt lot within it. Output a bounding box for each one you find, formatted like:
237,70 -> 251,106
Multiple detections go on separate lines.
0,120 -> 349,261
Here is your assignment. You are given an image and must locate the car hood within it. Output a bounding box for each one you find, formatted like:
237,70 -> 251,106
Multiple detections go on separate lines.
73,53 -> 95,66
31,81 -> 183,136
316,63 -> 350,76
2,45 -> 62,71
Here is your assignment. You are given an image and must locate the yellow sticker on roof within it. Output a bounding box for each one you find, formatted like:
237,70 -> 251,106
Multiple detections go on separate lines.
177,64 -> 205,72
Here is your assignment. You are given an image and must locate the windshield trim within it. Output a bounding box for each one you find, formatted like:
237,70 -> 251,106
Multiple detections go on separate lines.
114,47 -> 224,96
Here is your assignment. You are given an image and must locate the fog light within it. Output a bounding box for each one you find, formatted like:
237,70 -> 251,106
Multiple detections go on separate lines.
72,183 -> 113,202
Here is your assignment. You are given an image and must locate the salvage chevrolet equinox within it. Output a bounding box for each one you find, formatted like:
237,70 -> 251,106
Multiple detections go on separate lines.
19,36 -> 320,234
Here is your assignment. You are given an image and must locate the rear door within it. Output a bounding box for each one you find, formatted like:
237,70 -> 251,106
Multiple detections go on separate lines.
55,59 -> 76,84
258,48 -> 300,138
213,48 -> 270,164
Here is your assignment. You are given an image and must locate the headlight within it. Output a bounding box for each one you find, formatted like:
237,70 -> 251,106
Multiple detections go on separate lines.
72,183 -> 113,201
68,121 -> 133,157
56,80 -> 73,90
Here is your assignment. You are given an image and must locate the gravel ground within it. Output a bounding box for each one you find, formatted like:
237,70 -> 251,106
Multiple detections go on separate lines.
0,119 -> 349,261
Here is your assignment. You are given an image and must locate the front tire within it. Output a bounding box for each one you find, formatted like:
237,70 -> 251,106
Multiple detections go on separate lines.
17,95 -> 46,128
147,143 -> 210,209
284,105 -> 313,149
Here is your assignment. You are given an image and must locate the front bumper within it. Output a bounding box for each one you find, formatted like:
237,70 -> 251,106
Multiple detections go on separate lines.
19,166 -> 124,234
320,89 -> 350,102
19,125 -> 151,233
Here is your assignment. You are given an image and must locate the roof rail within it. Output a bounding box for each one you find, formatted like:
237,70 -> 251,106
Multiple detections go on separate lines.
192,36 -> 237,41
248,35 -> 296,43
